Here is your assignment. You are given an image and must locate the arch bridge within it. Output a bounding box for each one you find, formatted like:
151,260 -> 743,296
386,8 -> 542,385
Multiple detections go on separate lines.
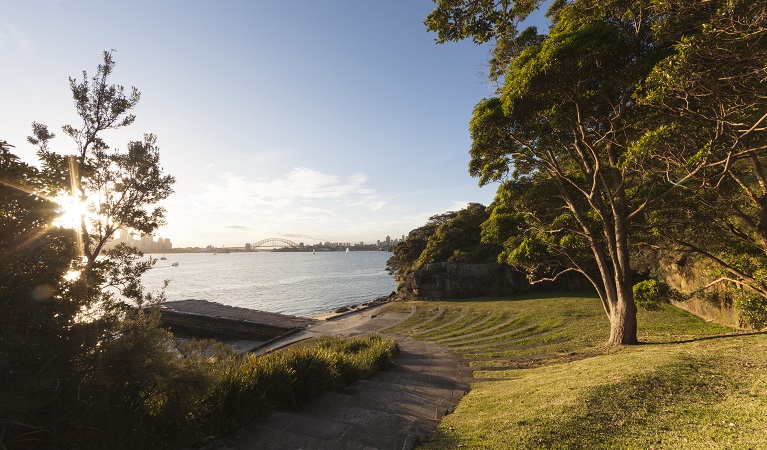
252,238 -> 299,249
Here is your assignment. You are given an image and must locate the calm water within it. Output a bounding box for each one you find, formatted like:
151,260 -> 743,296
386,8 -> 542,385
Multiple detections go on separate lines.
141,251 -> 397,317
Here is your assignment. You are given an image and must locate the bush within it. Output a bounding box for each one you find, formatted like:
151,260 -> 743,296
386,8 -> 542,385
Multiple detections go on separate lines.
735,291 -> 767,330
1,322 -> 398,449
633,279 -> 683,311
197,334 -> 398,438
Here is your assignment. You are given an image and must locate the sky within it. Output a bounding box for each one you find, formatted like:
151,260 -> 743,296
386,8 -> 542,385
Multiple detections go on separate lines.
2,1 -> 547,248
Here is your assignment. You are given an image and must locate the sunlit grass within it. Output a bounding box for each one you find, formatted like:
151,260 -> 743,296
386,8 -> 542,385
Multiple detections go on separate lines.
379,293 -> 761,449
432,312 -> 520,342
426,334 -> 767,449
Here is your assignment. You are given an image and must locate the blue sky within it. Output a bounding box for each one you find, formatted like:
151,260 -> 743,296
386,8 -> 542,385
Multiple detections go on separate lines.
2,1 -> 546,247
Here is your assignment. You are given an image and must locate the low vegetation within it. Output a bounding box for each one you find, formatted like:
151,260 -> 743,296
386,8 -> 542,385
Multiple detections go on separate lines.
380,294 -> 767,448
198,334 -> 399,439
1,333 -> 398,449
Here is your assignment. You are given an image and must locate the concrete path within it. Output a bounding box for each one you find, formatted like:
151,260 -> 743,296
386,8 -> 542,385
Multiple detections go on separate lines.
207,305 -> 476,450
252,304 -> 407,354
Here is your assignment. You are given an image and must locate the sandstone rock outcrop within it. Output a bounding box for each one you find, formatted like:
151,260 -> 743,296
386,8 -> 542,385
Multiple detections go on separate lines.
397,262 -> 588,300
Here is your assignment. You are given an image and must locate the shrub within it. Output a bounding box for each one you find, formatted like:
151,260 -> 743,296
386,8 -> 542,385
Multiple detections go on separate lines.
196,334 -> 398,438
1,323 -> 398,449
633,279 -> 683,311
735,291 -> 767,330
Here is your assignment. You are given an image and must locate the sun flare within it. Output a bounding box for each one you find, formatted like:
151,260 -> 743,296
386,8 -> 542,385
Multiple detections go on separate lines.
54,194 -> 88,230
63,269 -> 82,282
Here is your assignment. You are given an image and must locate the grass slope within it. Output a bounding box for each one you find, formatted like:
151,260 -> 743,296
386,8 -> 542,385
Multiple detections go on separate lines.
381,293 -> 767,449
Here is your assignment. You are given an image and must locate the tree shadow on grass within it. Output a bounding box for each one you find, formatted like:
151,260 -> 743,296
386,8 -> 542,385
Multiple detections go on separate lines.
441,290 -> 599,305
525,355 -> 728,449
642,330 -> 767,345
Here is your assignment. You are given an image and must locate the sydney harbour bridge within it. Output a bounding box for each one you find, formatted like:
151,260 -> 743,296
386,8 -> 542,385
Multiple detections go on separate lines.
249,238 -> 299,250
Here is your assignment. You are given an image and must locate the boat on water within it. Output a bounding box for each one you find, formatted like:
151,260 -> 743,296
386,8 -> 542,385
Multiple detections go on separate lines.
346,247 -> 349,253
160,256 -> 167,260
171,262 -> 179,267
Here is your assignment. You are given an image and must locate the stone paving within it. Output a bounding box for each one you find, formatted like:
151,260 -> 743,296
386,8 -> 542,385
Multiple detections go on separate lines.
206,305 -> 478,450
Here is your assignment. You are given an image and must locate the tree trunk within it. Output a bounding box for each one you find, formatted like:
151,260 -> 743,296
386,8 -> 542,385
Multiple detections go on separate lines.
607,288 -> 638,345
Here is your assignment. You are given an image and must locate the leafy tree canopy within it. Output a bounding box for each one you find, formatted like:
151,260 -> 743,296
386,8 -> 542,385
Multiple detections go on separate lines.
417,202 -> 500,267
387,204 -> 501,281
637,0 -> 767,322
387,211 -> 458,278
1,52 -> 180,447
427,0 -> 749,344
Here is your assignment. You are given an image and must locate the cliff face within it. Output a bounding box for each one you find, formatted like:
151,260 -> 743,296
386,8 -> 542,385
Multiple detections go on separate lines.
651,255 -> 743,328
397,262 -> 588,300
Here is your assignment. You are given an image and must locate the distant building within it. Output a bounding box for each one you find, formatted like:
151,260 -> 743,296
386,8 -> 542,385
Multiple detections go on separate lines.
104,229 -> 172,253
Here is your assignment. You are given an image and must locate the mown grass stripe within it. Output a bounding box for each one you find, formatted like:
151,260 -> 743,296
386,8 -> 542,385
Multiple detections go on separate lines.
433,313 -> 523,344
425,310 -> 499,341
440,320 -> 543,347
395,306 -> 447,335
380,304 -> 442,334
411,307 -> 470,336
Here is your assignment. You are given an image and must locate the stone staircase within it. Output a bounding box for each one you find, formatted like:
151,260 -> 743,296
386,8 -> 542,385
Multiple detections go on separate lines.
209,337 -> 474,450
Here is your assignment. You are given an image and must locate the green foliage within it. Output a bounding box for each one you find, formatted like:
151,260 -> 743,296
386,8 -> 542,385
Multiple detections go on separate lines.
29,50 -> 175,280
1,142 -> 83,447
0,52 -> 177,449
429,0 -> 729,345
386,211 -> 457,277
734,291 -> 767,330
417,203 -> 499,268
632,279 -> 683,311
199,335 -> 399,437
424,0 -> 540,45
389,203 -> 505,297
637,0 -> 767,301
2,328 -> 397,448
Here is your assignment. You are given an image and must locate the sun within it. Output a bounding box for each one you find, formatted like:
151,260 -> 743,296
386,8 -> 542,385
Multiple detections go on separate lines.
54,194 -> 89,230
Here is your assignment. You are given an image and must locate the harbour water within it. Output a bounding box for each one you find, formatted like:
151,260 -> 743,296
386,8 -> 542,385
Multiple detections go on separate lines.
141,251 -> 397,317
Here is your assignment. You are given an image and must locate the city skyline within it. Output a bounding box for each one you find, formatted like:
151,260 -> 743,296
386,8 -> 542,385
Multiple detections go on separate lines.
134,233 -> 407,251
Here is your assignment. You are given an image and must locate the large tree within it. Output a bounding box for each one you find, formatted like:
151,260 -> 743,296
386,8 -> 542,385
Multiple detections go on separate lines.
1,53 -> 181,447
638,0 -> 767,325
427,0 -> 714,344
28,51 -> 175,310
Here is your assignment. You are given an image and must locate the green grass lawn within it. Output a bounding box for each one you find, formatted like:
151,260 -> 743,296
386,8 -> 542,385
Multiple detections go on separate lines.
381,293 -> 767,449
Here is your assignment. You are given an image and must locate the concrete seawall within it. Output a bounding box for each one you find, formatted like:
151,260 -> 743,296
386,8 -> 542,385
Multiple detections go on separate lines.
160,299 -> 317,341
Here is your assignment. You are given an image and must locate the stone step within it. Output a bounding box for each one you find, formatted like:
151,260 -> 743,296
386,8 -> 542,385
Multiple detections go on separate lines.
207,314 -> 482,450
352,378 -> 466,406
215,411 -> 422,450
299,391 -> 424,434
371,367 -> 473,391
341,382 -> 458,422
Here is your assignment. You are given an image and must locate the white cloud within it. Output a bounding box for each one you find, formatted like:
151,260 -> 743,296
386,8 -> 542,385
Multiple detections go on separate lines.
238,168 -> 367,203
345,195 -> 385,211
171,167 -> 379,224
